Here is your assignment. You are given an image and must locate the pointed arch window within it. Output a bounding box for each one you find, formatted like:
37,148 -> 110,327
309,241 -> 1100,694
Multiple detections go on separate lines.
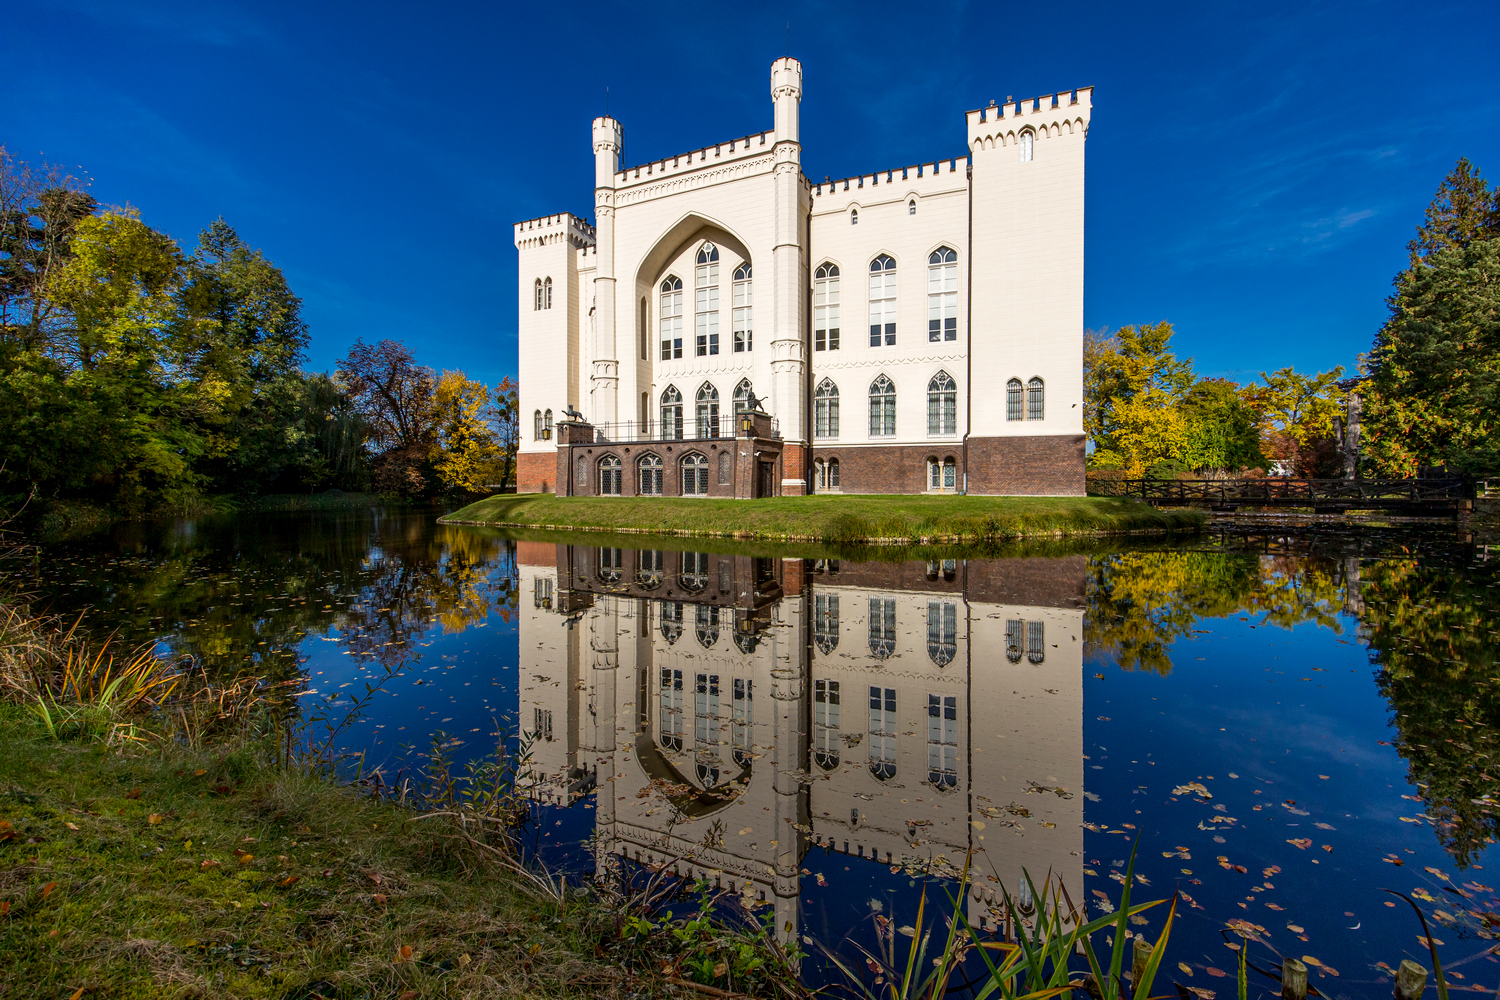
638,453 -> 663,495
533,410 -> 543,440
694,672 -> 721,788
732,677 -> 753,767
660,602 -> 685,644
1006,378 -> 1024,421
868,374 -> 896,437
868,686 -> 897,781
927,694 -> 958,789
680,552 -> 710,591
695,605 -> 721,648
733,378 -> 755,414
660,385 -> 683,440
1027,377 -> 1045,420
533,278 -> 544,311
658,667 -> 683,750
732,263 -> 752,352
868,597 -> 896,659
927,456 -> 957,491
695,244 -> 720,357
814,263 -> 840,351
927,602 -> 957,665
868,254 -> 897,346
813,679 -> 840,770
637,549 -> 664,588
543,409 -> 553,437
659,276 -> 683,360
598,455 -> 622,496
814,595 -> 839,654
682,453 -> 709,495
814,378 -> 840,438
544,276 -> 553,309
598,546 -> 623,583
908,198 -> 917,215
927,371 -> 957,435
927,248 -> 957,342
695,382 -> 719,439
1020,129 -> 1034,163
851,208 -> 859,225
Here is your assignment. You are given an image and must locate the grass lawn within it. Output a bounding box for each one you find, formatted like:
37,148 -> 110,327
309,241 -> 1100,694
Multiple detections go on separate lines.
0,708 -> 652,999
441,493 -> 1204,544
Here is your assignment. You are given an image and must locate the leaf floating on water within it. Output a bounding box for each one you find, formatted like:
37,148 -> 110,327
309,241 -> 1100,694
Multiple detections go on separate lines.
1184,988 -> 1216,1000
1287,839 -> 1312,850
1424,867 -> 1450,881
1314,822 -> 1336,830
1205,967 -> 1228,978
1178,962 -> 1194,976
1174,782 -> 1213,799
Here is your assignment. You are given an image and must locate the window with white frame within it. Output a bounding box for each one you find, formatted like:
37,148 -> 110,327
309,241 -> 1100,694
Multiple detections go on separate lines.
543,409 -> 553,437
813,678 -> 840,770
868,686 -> 897,780
544,276 -> 552,309
868,374 -> 896,436
923,456 -> 956,491
695,244 -> 719,357
733,378 -> 755,414
532,576 -> 552,609
660,602 -> 684,644
680,552 -> 709,591
659,276 -> 683,359
637,549 -> 663,588
658,667 -> 683,750
1027,620 -> 1045,664
1005,620 -> 1023,663
814,378 -> 839,438
732,263 -> 752,353
660,385 -> 683,440
868,254 -> 896,346
533,278 -> 544,311
533,410 -> 542,440
1020,129 -> 1034,162
534,707 -> 553,742
927,248 -> 957,342
598,455 -> 621,495
814,263 -> 840,351
638,454 -> 663,496
868,597 -> 896,659
682,454 -> 709,496
826,457 -> 840,489
695,604 -> 720,648
927,694 -> 957,788
927,601 -> 957,665
695,382 -> 719,438
732,677 -> 753,767
814,594 -> 839,654
908,198 -> 916,215
1027,377 -> 1045,420
927,371 -> 957,435
598,546 -> 623,583
694,672 -> 721,787
1006,378 -> 1023,421
851,208 -> 858,225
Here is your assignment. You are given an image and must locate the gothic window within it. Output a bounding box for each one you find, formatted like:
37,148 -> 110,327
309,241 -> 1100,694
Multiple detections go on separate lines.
575,456 -> 586,487
532,576 -> 552,609
927,694 -> 958,789
533,278 -> 543,311
909,198 -> 916,215
1005,620 -> 1023,663
694,672 -> 721,787
733,378 -> 755,414
543,409 -> 553,437
868,374 -> 896,437
639,297 -> 648,359
696,604 -> 721,648
827,457 -> 840,488
637,549 -> 664,588
813,679 -> 840,770
718,450 -> 732,485
868,254 -> 897,346
638,454 -> 663,496
927,248 -> 957,342
814,594 -> 839,655
732,677 -> 753,767
927,601 -> 957,666
1006,378 -> 1023,421
927,371 -> 957,435
814,263 -> 840,351
682,453 -> 709,495
851,208 -> 858,225
1027,620 -> 1045,664
695,244 -> 720,357
598,455 -> 622,496
732,263 -> 752,353
597,546 -> 623,583
814,378 -> 839,438
660,602 -> 685,644
1027,377 -> 1045,420
813,458 -> 823,490
660,385 -> 683,440
1020,129 -> 1034,163
680,552 -> 709,591
659,276 -> 683,360
868,686 -> 897,781
544,276 -> 553,309
533,410 -> 542,440
868,597 -> 896,659
695,382 -> 720,439
658,667 -> 683,750
533,707 -> 554,742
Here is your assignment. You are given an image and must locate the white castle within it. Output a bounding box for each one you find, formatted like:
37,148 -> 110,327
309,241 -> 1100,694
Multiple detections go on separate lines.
516,58 -> 1090,497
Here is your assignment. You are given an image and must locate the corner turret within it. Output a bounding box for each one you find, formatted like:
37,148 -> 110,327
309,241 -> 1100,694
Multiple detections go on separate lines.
770,57 -> 802,144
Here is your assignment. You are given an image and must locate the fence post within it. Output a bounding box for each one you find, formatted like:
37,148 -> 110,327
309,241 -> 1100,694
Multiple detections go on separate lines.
1394,959 -> 1427,1000
1281,958 -> 1308,1000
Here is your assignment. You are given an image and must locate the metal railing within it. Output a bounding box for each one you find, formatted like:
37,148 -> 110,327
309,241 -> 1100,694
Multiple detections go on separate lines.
1120,477 -> 1473,505
589,413 -> 778,443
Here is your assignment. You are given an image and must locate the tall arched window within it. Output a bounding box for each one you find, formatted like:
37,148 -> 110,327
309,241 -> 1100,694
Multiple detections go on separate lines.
827,457 -> 840,489
927,601 -> 957,665
1005,620 -> 1023,663
1027,377 -> 1045,420
868,686 -> 897,781
695,605 -> 721,648
598,547 -> 623,584
814,595 -> 839,654
660,385 -> 684,439
533,410 -> 543,440
695,244 -> 719,357
533,278 -> 543,311
598,455 -> 622,495
927,248 -> 957,342
543,276 -> 552,309
682,453 -> 709,495
814,263 -> 840,351
659,276 -> 683,360
695,382 -> 719,439
908,198 -> 917,215
1006,378 -> 1024,421
543,409 -> 553,437
851,208 -> 858,225
813,678 -> 840,770
927,694 -> 958,789
1027,620 -> 1045,664
694,672 -> 721,789
661,605 -> 684,645
733,378 -> 755,414
638,454 -> 663,495
868,374 -> 896,436
1020,129 -> 1034,163
637,549 -> 664,588
717,450 -> 732,485
868,597 -> 896,659
658,667 -> 683,749
732,263 -> 752,353
868,254 -> 897,346
927,371 -> 957,435
680,553 -> 709,591
814,378 -> 839,438
731,677 -> 753,766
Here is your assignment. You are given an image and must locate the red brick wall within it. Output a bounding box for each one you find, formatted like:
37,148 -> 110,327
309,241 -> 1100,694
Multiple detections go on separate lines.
810,444 -> 964,494
517,452 -> 554,494
966,435 -> 1085,496
782,443 -> 807,495
560,439 -> 780,498
515,541 -> 557,567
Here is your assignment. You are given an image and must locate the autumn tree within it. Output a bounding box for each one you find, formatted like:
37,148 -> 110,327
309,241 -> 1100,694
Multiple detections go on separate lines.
431,370 -> 504,494
337,339 -> 437,494
1240,366 -> 1346,476
488,376 -> 520,490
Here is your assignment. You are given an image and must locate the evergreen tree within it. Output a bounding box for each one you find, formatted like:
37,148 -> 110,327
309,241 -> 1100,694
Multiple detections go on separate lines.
1407,158 -> 1499,262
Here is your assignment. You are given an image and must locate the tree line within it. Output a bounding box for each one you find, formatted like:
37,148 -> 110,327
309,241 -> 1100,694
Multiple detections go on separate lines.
1086,157 -> 1500,478
0,148 -> 519,514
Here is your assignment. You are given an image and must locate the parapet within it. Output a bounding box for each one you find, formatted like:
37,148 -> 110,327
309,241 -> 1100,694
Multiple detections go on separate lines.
615,131 -> 773,188
811,156 -> 969,202
514,212 -> 596,251
770,57 -> 802,99
966,87 -> 1092,151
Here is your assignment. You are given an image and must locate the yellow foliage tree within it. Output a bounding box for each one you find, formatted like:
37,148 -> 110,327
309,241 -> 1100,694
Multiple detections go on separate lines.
431,370 -> 504,494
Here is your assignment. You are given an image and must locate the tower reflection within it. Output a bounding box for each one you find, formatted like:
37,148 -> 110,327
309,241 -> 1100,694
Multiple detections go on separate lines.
517,543 -> 1086,943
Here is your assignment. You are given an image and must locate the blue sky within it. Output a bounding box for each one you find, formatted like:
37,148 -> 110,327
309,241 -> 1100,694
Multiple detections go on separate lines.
5,0 -> 1498,386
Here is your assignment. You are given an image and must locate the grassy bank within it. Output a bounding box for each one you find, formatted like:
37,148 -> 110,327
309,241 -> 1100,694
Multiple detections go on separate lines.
441,493 -> 1204,544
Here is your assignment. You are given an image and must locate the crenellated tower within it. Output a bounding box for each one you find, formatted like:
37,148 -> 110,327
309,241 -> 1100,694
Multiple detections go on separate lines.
591,116 -> 623,427
769,57 -> 809,493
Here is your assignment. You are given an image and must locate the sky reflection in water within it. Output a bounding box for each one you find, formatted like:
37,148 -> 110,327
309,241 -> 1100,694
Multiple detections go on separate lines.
15,510 -> 1500,997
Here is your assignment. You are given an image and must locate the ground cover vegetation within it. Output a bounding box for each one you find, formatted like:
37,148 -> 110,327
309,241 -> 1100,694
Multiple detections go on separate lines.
441,493 -> 1205,543
0,148 -> 519,520
1086,158 -> 1500,480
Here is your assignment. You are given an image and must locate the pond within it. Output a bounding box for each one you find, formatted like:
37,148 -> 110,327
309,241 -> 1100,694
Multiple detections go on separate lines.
11,508 -> 1500,997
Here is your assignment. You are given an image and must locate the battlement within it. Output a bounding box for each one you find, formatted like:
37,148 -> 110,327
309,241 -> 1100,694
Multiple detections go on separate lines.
616,130 -> 774,188
514,212 -> 596,251
966,87 -> 1092,150
811,156 -> 969,203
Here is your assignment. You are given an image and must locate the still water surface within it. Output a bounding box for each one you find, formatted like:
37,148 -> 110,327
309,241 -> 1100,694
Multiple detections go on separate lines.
13,509 -> 1500,996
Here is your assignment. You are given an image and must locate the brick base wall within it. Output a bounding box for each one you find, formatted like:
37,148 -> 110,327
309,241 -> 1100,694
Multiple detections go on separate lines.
517,452 -> 555,494
966,435 -> 1084,496
810,443 -> 964,495
781,443 -> 807,495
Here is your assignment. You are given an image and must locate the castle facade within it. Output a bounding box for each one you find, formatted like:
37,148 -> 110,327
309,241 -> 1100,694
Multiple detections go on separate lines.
515,58 -> 1091,497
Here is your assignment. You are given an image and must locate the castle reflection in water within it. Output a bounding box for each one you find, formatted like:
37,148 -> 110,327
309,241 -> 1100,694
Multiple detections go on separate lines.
518,543 -> 1087,940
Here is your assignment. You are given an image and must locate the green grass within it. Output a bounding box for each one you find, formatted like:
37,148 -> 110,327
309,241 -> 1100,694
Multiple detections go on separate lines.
441,493 -> 1205,544
0,708 -> 654,999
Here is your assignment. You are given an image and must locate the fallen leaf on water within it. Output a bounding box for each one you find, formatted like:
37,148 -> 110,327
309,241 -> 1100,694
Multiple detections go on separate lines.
1206,967 -> 1227,978
1263,865 -> 1282,877
1318,775 -> 1329,780
1314,822 -> 1336,830
148,814 -> 163,825
1178,962 -> 1194,976
1174,782 -> 1213,799
1184,989 -> 1216,1000
1419,935 -> 1445,946
739,827 -> 753,835
1425,867 -> 1451,881
1321,845 -> 1332,853
1287,839 -> 1312,850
